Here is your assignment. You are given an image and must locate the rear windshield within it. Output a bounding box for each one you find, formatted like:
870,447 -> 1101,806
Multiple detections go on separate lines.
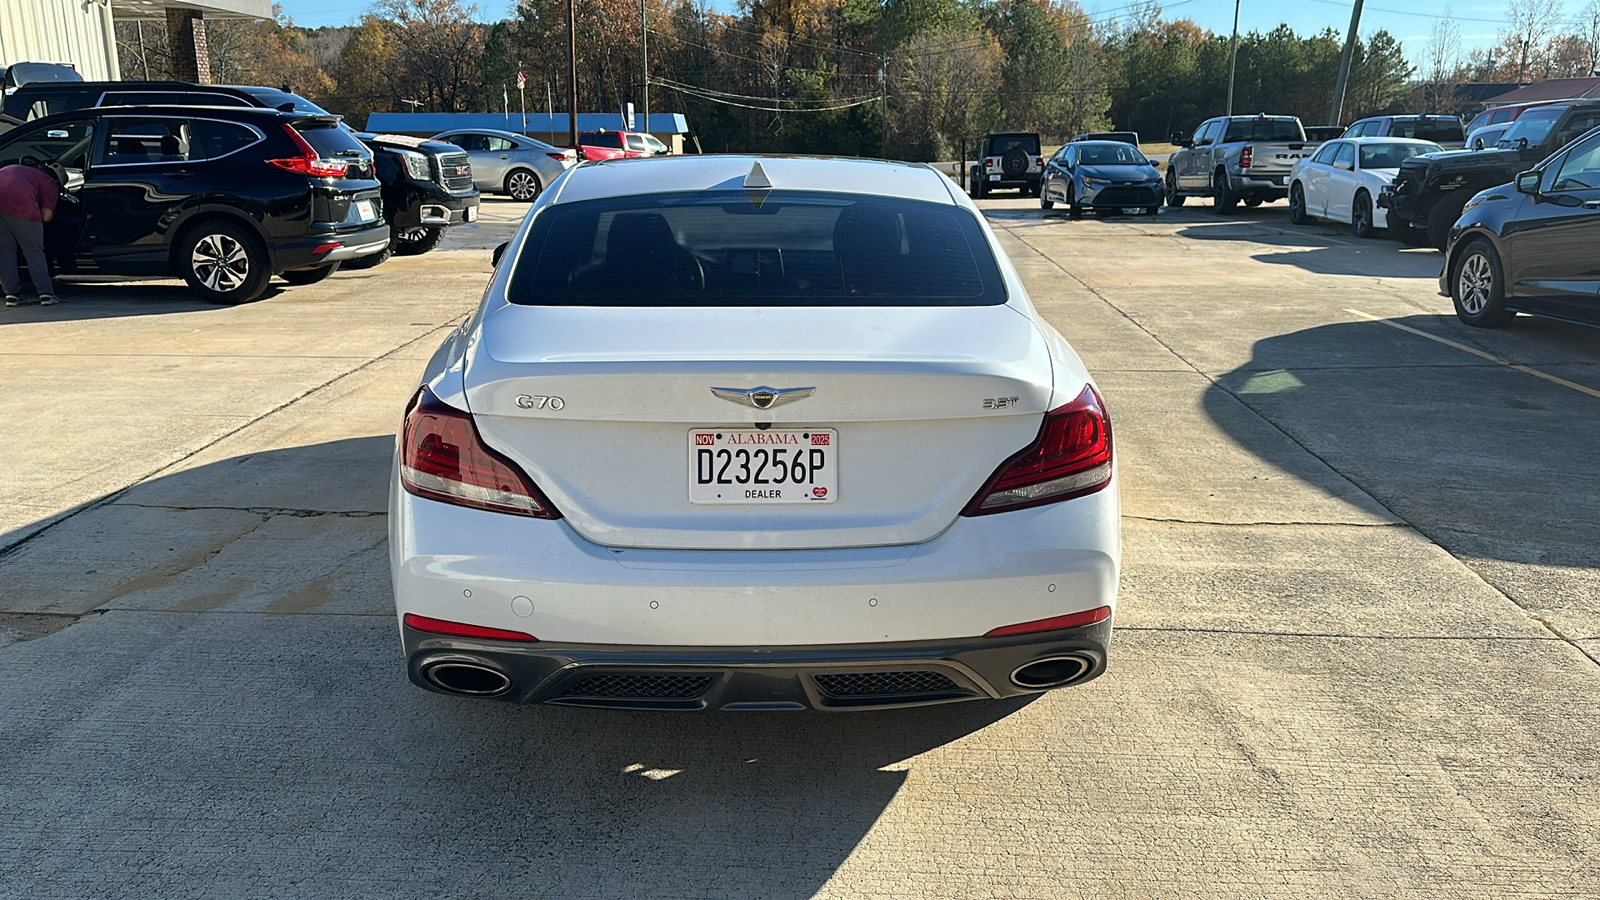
1500,107 -> 1565,147
1223,118 -> 1305,142
988,134 -> 1040,155
1359,142 -> 1441,168
1390,118 -> 1463,142
507,190 -> 1007,307
296,121 -> 371,159
581,132 -> 623,148
240,89 -> 330,115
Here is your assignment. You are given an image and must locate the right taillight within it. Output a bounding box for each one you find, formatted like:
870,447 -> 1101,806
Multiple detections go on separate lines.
400,387 -> 560,518
267,124 -> 353,177
963,384 -> 1112,516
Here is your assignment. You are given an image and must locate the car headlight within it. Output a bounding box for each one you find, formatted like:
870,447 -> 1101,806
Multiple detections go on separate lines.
396,149 -> 431,181
1082,177 -> 1110,186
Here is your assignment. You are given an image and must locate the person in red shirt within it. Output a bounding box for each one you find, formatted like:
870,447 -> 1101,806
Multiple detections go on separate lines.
0,160 -> 62,306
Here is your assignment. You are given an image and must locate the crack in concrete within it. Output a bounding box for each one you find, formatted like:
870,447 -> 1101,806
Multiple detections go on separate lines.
1122,515 -> 1405,528
0,319 -> 462,560
1118,625 -> 1568,642
113,503 -> 384,518
997,219 -> 1600,672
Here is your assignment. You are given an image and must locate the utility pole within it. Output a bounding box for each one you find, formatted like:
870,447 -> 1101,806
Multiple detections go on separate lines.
1225,0 -> 1240,116
567,0 -> 579,148
879,58 -> 888,158
640,0 -> 649,133
1329,0 -> 1366,126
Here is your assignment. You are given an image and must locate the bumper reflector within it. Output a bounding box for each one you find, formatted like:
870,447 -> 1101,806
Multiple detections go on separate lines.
403,613 -> 538,643
984,605 -> 1111,638
313,242 -> 340,255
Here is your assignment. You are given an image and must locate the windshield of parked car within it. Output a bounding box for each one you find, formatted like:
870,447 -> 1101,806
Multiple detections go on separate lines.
1390,118 -> 1464,143
507,190 -> 1007,307
1499,107 -> 1565,147
1359,142 -> 1441,168
1223,118 -> 1305,142
1077,143 -> 1149,166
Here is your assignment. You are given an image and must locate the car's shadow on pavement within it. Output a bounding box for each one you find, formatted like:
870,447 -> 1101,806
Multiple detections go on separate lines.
1,278 -> 288,321
1205,315 -> 1600,577
0,435 -> 1039,894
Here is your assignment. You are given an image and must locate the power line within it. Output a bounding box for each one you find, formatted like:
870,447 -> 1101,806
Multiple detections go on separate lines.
651,77 -> 881,112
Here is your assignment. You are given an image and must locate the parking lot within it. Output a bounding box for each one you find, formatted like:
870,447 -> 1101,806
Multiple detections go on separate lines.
2,192 -> 1597,896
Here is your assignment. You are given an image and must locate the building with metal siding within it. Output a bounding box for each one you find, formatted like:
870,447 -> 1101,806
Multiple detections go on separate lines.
0,0 -> 120,82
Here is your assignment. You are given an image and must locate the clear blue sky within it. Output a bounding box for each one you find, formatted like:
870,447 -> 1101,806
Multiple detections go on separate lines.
277,0 -> 1582,67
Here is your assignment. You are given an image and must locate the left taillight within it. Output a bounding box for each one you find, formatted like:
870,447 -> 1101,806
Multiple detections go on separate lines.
963,384 -> 1112,516
400,387 -> 560,518
1240,145 -> 1254,168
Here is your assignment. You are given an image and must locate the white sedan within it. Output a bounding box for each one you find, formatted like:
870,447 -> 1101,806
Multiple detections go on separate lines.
1288,137 -> 1442,238
389,155 -> 1121,711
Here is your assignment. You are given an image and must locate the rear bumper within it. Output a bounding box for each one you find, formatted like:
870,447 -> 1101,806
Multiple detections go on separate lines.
403,620 -> 1114,711
274,223 -> 391,270
1230,173 -> 1289,198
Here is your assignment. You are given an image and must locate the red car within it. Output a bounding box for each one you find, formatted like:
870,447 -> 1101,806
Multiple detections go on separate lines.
576,129 -> 671,161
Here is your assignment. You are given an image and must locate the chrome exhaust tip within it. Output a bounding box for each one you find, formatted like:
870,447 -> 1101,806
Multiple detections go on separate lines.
1010,654 -> 1094,690
421,658 -> 513,696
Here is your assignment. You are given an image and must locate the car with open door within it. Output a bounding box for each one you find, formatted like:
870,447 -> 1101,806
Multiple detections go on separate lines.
391,155 -> 1121,711
0,105 -> 388,303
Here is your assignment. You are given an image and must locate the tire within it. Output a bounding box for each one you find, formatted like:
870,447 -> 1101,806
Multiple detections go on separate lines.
1039,190 -> 1054,210
1145,205 -> 1160,216
1427,193 -> 1470,251
505,169 -> 541,202
1450,238 -> 1515,328
971,170 -> 988,199
1067,185 -> 1083,219
1164,170 -> 1185,207
280,262 -> 340,285
178,221 -> 271,305
1001,146 -> 1029,178
1388,215 -> 1425,245
342,241 -> 392,270
393,226 -> 446,257
1244,198 -> 1263,207
1288,183 -> 1310,225
1351,191 -> 1377,239
1212,169 -> 1237,213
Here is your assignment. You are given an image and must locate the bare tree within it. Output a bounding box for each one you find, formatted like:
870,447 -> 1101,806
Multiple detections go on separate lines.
1423,8 -> 1463,111
1499,0 -> 1563,81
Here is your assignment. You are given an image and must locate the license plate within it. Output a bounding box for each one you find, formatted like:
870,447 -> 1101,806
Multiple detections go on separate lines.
1123,207 -> 1142,214
690,429 -> 836,504
464,206 -> 478,223
989,174 -> 1001,181
354,200 -> 376,222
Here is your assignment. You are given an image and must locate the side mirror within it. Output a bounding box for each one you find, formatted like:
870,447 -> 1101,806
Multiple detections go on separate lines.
1334,160 -> 1353,171
1515,170 -> 1541,195
47,129 -> 68,139
492,241 -> 509,268
1170,132 -> 1188,146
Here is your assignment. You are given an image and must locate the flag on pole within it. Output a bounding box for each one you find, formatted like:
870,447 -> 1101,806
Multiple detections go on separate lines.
516,70 -> 527,91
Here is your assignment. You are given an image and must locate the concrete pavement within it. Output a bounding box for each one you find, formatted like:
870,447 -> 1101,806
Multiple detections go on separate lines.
1,197 -> 1597,897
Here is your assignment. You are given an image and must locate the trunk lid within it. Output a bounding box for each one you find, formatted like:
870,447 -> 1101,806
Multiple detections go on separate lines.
463,304 -> 1059,550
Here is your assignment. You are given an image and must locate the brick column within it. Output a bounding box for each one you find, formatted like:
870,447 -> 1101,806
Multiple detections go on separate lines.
165,8 -> 213,84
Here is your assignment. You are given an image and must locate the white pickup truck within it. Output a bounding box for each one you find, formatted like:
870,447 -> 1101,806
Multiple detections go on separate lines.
1165,115 -> 1315,212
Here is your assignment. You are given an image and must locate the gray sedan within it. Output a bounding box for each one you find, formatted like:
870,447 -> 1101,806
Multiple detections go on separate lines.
431,128 -> 576,201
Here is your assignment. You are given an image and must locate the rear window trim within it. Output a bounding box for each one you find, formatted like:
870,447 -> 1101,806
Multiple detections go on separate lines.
90,113 -> 266,167
504,189 -> 1011,309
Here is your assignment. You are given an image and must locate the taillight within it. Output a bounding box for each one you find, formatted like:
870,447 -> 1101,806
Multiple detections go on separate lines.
267,124 -> 352,177
547,153 -> 568,162
1035,156 -> 1044,168
400,387 -> 560,518
1240,146 -> 1253,168
403,613 -> 538,642
963,384 -> 1112,516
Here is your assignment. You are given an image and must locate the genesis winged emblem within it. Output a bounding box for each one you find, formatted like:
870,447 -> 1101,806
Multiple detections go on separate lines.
710,385 -> 815,410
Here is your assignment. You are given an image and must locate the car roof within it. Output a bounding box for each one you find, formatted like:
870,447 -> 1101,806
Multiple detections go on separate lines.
1342,137 -> 1443,145
1073,140 -> 1141,148
21,104 -> 328,125
552,155 -> 955,206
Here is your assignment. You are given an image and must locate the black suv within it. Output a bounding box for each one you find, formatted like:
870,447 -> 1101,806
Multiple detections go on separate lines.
1381,100 -> 1600,249
2,81 -> 479,262
0,105 -> 388,303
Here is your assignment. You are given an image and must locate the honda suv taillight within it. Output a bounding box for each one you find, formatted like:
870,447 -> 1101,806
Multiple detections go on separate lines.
963,384 -> 1112,516
268,124 -> 353,177
400,387 -> 560,518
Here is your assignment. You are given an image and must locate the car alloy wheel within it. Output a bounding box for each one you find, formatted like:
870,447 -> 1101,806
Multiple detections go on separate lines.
1288,183 -> 1308,225
192,233 -> 250,293
507,170 -> 540,202
1456,251 -> 1493,314
1165,171 -> 1184,207
1352,193 -> 1375,239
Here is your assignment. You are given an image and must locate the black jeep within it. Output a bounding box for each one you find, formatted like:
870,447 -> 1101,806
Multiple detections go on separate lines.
970,132 -> 1042,198
1381,99 -> 1600,249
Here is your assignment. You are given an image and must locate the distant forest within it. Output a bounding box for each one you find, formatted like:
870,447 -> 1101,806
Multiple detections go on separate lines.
115,0 -> 1600,157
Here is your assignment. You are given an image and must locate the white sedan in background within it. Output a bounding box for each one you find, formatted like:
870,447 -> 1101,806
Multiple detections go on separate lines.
390,155 -> 1121,712
1288,137 -> 1442,238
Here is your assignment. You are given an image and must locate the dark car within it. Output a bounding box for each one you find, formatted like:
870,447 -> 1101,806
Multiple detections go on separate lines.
1442,125 -> 1600,329
2,81 -> 479,262
1304,125 -> 1346,143
0,105 -> 388,304
1382,99 -> 1600,249
969,132 -> 1043,198
1040,141 -> 1162,218
1071,130 -> 1139,146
